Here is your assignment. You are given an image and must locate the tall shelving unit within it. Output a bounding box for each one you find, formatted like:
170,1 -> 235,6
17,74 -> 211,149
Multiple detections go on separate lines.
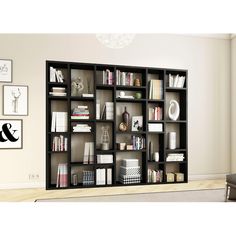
46,61 -> 188,190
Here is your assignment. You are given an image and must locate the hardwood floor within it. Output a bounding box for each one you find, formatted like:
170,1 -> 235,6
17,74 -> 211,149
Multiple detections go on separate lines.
0,179 -> 225,202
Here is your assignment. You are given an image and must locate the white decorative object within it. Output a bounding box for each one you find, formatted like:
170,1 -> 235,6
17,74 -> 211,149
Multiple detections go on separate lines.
169,132 -> 176,150
168,100 -> 180,121
96,34 -> 135,49
154,152 -> 159,162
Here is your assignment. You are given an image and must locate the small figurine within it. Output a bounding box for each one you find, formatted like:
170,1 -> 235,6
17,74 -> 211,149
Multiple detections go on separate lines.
134,78 -> 141,86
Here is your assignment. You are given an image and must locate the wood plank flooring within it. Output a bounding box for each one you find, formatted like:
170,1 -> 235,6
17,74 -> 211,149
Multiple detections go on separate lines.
0,179 -> 225,202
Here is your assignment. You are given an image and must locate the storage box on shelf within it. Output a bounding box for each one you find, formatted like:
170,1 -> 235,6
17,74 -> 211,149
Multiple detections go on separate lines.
46,61 -> 187,189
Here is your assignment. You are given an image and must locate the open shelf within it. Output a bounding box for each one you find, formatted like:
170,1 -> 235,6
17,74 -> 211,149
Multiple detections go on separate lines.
46,61 -> 188,190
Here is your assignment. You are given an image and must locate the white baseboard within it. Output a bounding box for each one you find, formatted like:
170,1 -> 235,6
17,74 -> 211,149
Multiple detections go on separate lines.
0,182 -> 45,190
0,174 -> 228,190
189,173 -> 228,181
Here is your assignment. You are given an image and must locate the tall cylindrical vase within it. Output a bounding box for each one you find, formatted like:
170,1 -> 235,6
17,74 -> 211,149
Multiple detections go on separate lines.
169,132 -> 176,149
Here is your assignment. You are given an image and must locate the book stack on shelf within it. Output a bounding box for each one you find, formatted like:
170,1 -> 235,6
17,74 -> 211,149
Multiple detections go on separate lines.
52,135 -> 68,151
116,70 -> 135,86
166,153 -> 185,162
168,74 -> 185,88
50,67 -> 64,83
119,159 -> 141,184
71,106 -> 90,120
148,79 -> 163,99
131,135 -> 146,150
56,163 -> 68,188
96,168 -> 112,185
148,123 -> 163,132
100,102 -> 114,120
49,87 -> 67,97
97,154 -> 113,164
148,169 -> 163,183
82,170 -> 95,186
51,112 -> 68,132
149,106 -> 163,120
83,142 -> 94,164
72,124 -> 92,132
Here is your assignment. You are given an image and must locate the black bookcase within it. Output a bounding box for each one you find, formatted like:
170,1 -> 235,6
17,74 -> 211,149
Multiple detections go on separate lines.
46,61 -> 188,190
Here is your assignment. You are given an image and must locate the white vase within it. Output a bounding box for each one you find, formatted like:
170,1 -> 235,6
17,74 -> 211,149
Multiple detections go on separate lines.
168,100 -> 180,121
169,132 -> 176,149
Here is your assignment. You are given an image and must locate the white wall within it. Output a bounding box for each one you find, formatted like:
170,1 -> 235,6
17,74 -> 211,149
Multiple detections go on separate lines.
0,34 -> 231,188
231,36 -> 236,173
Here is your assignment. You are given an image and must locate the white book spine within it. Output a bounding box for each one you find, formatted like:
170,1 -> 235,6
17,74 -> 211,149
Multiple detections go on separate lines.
107,168 -> 112,185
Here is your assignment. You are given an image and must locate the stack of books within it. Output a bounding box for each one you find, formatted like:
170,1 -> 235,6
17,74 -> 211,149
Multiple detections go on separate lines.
52,135 -> 68,151
148,123 -> 163,132
131,136 -> 146,150
148,79 -> 163,99
49,87 -> 66,96
50,67 -> 64,83
166,153 -> 185,162
96,168 -> 112,185
56,163 -> 68,188
83,142 -> 94,164
71,106 -> 90,120
72,124 -> 92,132
148,169 -> 163,183
51,112 -> 68,132
116,70 -> 135,86
168,74 -> 185,88
97,154 -> 113,164
119,159 -> 141,184
82,170 -> 95,186
149,106 -> 163,120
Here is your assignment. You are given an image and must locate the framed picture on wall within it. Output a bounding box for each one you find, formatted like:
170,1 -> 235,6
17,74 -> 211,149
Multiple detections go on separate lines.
0,119 -> 23,149
0,59 -> 12,82
131,116 -> 143,131
3,85 -> 28,116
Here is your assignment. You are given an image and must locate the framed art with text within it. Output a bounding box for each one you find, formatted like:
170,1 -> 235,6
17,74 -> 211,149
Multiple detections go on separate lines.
3,85 -> 28,116
0,59 -> 12,83
0,119 -> 23,149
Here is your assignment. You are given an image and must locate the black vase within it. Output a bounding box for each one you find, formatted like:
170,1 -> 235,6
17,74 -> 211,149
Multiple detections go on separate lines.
122,106 -> 130,126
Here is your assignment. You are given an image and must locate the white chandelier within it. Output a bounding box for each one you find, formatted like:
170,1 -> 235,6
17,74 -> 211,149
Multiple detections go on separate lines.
96,34 -> 135,49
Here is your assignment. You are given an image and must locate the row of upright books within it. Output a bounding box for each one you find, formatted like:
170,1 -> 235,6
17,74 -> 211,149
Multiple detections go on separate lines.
148,79 -> 163,99
100,69 -> 114,85
98,102 -> 114,120
52,135 -> 68,151
168,74 -> 185,88
96,168 -> 112,185
50,67 -> 65,83
56,163 -> 68,188
83,142 -> 94,164
82,170 -> 95,186
131,135 -> 146,150
51,112 -> 67,132
147,169 -> 163,183
116,70 -> 136,86
148,106 -> 163,121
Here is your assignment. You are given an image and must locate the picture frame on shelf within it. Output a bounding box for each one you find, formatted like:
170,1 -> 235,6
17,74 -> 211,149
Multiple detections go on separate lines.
3,85 -> 28,116
131,116 -> 143,131
0,119 -> 23,149
0,59 -> 12,83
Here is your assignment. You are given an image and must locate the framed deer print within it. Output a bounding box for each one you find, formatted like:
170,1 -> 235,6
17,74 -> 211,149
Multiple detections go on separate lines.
3,85 -> 28,116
